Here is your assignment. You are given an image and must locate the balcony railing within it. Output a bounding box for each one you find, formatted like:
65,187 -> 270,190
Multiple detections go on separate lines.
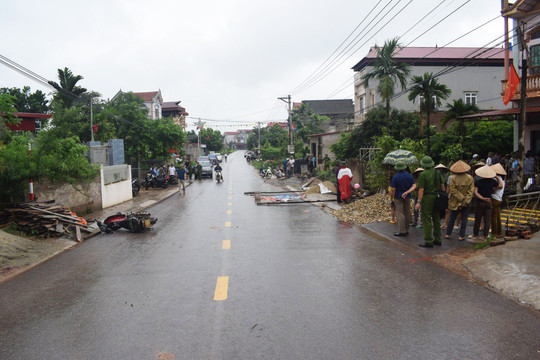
502,73 -> 540,101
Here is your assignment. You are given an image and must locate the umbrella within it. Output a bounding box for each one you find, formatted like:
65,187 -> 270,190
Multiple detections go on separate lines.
382,149 -> 418,166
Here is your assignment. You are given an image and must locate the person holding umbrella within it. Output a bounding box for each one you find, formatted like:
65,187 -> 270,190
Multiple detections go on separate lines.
415,156 -> 445,248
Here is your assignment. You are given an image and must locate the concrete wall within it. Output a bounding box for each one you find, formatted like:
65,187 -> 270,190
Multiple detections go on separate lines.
33,177 -> 102,214
101,165 -> 133,208
310,132 -> 345,169
32,165 -> 133,213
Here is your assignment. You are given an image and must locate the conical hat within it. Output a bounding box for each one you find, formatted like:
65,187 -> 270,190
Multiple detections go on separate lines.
434,163 -> 448,170
472,161 -> 485,169
475,165 -> 496,179
413,167 -> 424,174
449,160 -> 471,174
490,163 -> 507,176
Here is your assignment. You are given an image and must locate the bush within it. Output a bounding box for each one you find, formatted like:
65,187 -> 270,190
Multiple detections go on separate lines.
0,131 -> 99,204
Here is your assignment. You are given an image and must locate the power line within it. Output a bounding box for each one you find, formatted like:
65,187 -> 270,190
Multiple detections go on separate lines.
292,0 -> 413,96
289,0 -> 386,95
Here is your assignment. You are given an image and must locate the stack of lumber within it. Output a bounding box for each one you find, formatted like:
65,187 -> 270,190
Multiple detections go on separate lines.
4,201 -> 93,241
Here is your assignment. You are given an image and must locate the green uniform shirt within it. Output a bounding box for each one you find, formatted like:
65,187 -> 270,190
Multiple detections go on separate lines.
417,168 -> 444,195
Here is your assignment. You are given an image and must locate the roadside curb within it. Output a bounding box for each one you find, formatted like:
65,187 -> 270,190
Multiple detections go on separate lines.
0,183 -> 191,284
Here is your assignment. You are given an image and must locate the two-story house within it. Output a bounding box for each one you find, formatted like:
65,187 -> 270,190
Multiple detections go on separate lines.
162,100 -> 189,128
500,0 -> 540,155
352,47 -> 510,125
132,90 -> 163,120
113,90 -> 163,120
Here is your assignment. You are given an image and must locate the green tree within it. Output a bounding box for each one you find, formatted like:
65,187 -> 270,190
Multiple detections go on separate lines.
441,99 -> 479,144
48,67 -> 87,107
408,72 -> 451,155
186,130 -> 198,144
330,106 -> 420,158
0,132 -> 99,203
0,93 -> 20,143
291,103 -> 327,144
199,127 -> 223,152
361,38 -> 411,122
0,86 -> 49,113
247,124 -> 288,151
100,92 -> 185,161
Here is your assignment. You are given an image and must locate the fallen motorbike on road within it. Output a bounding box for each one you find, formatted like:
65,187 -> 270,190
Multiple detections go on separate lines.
98,211 -> 157,233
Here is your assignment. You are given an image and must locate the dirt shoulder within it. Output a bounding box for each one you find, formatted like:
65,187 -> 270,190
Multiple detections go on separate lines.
0,230 -> 76,282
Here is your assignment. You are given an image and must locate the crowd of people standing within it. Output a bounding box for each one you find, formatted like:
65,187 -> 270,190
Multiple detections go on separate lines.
389,153 -> 510,248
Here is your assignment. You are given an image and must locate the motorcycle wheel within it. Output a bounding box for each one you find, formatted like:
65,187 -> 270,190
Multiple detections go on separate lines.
162,182 -> 168,189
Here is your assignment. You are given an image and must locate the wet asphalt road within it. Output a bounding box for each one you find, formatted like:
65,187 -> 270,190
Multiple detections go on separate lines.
1,151 -> 539,360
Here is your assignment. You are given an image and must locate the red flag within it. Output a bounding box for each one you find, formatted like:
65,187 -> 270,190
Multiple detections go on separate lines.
503,64 -> 520,105
92,124 -> 99,133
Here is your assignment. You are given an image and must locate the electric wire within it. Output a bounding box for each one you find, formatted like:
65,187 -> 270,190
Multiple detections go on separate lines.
292,0 -> 412,96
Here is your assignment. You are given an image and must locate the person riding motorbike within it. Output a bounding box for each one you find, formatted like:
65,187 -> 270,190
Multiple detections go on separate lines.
214,163 -> 223,181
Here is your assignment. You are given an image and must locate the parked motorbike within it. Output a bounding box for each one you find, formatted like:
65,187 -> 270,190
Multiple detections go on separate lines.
98,211 -> 157,233
144,173 -> 169,190
260,167 -> 272,179
167,174 -> 178,186
215,170 -> 223,182
132,178 -> 141,197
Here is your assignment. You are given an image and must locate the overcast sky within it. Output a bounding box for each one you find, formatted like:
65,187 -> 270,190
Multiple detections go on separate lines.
1,0 -> 505,132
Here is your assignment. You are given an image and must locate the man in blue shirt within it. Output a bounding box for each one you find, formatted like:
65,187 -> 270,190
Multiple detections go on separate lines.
176,165 -> 187,194
390,161 -> 415,236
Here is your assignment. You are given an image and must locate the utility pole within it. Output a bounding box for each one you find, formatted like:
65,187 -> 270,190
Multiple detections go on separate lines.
90,97 -> 94,142
517,24 -> 528,193
278,95 -> 293,155
195,118 -> 205,159
257,122 -> 261,153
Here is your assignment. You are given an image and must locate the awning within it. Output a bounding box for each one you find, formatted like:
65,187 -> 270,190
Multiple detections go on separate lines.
459,106 -> 540,119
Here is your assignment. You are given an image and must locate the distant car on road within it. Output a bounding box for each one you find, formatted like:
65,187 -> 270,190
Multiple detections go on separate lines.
200,160 -> 213,178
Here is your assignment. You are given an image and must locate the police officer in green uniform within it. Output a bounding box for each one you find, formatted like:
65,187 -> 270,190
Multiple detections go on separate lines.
414,156 -> 445,248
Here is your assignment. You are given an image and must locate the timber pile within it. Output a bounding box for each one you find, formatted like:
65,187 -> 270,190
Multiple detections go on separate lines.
4,201 -> 93,241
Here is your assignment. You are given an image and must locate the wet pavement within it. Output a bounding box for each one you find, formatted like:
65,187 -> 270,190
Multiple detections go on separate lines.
359,220 -> 540,311
0,152 -> 539,359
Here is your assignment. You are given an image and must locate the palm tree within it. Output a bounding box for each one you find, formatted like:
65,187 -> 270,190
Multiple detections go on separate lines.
48,67 -> 87,107
442,99 -> 479,145
361,38 -> 410,122
408,72 -> 451,155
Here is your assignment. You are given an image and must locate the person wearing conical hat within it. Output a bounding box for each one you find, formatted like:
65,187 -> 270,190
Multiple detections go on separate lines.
444,160 -> 474,241
490,163 -> 506,238
415,156 -> 445,248
471,165 -> 499,241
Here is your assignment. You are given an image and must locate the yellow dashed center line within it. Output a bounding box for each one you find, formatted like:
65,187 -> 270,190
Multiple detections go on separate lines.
225,221 -> 232,228
214,276 -> 229,301
227,210 -> 232,214
222,240 -> 231,249
228,196 -> 233,200
228,202 -> 232,206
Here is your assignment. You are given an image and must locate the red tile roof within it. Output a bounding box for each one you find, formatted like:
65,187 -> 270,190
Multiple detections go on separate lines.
133,91 -> 160,101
